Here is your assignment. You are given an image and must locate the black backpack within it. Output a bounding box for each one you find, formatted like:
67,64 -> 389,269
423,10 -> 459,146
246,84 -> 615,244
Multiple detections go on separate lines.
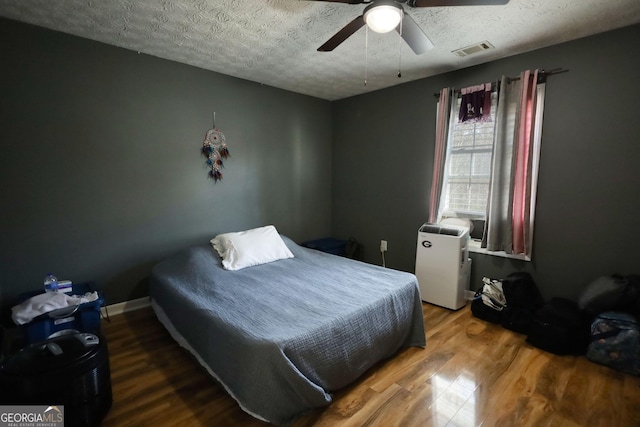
500,272 -> 545,334
526,298 -> 590,355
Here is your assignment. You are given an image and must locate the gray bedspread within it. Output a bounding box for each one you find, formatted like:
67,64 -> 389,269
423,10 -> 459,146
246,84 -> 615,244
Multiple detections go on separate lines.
149,236 -> 425,425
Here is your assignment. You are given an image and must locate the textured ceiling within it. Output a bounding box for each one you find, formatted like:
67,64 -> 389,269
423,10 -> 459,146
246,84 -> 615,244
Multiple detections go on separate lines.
1,0 -> 639,100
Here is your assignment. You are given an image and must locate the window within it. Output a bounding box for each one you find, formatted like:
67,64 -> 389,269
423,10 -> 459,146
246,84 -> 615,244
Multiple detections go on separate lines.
440,94 -> 497,219
432,73 -> 546,260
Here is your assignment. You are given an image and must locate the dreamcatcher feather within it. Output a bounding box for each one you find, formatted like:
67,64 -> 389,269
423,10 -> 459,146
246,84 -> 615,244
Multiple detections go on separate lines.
201,114 -> 230,182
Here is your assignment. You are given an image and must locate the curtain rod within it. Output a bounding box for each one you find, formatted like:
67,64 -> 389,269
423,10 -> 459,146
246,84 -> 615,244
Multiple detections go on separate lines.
432,68 -> 569,98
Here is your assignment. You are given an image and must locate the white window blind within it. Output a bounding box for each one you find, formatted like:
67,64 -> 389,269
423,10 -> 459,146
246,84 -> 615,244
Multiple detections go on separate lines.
440,93 -> 497,219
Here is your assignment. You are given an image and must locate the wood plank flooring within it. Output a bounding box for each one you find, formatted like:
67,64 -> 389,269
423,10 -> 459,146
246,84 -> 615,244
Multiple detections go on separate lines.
101,304 -> 640,427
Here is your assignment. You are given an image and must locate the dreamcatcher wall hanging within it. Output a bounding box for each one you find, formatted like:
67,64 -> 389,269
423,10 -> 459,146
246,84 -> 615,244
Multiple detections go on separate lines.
201,112 -> 230,182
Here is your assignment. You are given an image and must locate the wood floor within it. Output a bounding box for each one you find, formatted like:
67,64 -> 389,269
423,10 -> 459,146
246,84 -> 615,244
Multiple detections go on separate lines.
101,304 -> 640,427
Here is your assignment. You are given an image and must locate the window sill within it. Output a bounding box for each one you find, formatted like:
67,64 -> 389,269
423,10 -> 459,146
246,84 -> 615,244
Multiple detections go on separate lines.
468,239 -> 531,262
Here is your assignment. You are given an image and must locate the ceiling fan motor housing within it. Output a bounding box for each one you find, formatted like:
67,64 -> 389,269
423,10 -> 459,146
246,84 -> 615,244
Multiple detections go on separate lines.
363,1 -> 404,33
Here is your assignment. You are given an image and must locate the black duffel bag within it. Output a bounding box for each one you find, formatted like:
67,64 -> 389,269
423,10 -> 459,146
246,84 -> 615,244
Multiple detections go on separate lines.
526,297 -> 591,355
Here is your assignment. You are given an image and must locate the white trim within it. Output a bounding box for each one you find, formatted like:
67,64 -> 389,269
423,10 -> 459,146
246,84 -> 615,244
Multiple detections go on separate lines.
100,296 -> 151,317
468,239 -> 531,262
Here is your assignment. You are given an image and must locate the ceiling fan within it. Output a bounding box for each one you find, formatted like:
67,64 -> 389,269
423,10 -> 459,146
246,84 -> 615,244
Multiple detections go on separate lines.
313,0 -> 510,55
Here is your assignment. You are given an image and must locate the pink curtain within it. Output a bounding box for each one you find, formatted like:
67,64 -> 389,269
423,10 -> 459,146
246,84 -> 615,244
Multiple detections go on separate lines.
512,69 -> 539,254
429,88 -> 451,223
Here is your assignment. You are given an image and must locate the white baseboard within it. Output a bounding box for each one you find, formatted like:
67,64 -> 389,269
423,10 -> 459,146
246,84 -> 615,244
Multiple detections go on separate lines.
101,296 -> 151,317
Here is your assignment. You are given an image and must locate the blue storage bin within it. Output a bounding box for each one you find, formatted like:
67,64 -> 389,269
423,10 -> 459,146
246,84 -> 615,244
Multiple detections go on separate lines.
17,283 -> 104,344
301,238 -> 348,257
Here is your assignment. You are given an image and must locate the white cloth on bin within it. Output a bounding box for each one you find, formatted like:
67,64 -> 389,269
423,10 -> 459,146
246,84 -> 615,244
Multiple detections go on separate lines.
11,291 -> 99,326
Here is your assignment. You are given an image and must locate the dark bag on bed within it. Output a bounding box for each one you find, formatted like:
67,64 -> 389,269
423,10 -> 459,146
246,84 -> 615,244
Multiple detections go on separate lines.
471,277 -> 506,324
586,311 -> 640,375
526,298 -> 590,355
500,272 -> 545,334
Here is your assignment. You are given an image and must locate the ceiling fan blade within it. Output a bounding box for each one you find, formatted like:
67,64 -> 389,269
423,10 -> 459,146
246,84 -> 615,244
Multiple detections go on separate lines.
410,0 -> 509,6
308,0 -> 367,3
397,13 -> 435,55
318,15 -> 365,52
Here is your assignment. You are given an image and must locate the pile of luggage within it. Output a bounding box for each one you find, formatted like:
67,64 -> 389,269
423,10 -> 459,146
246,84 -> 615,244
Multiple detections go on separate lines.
471,272 -> 640,376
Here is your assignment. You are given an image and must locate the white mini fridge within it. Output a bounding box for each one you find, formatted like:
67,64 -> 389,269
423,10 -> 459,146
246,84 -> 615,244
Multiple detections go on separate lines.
414,223 -> 472,310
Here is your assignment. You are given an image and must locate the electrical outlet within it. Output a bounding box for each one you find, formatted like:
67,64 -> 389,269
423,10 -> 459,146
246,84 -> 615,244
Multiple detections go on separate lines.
380,240 -> 387,252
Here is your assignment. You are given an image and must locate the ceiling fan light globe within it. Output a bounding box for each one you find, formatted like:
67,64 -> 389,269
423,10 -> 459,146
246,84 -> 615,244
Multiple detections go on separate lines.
364,5 -> 403,33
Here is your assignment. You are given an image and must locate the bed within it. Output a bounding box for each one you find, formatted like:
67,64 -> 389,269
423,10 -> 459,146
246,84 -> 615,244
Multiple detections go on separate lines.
149,228 -> 425,425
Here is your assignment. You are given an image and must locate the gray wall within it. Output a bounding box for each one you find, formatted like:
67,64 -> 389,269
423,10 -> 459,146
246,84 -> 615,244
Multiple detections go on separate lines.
332,24 -> 640,300
2,17 -> 639,318
0,18 -> 332,313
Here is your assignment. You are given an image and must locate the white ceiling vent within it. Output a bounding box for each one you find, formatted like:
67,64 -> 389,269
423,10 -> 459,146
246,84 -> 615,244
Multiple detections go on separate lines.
452,41 -> 495,58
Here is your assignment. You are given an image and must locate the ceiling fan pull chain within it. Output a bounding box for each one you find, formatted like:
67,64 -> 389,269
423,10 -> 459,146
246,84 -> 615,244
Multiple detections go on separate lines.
398,17 -> 403,78
364,26 -> 368,87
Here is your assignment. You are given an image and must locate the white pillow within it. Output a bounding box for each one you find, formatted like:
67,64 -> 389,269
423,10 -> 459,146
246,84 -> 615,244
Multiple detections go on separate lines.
210,225 -> 294,271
